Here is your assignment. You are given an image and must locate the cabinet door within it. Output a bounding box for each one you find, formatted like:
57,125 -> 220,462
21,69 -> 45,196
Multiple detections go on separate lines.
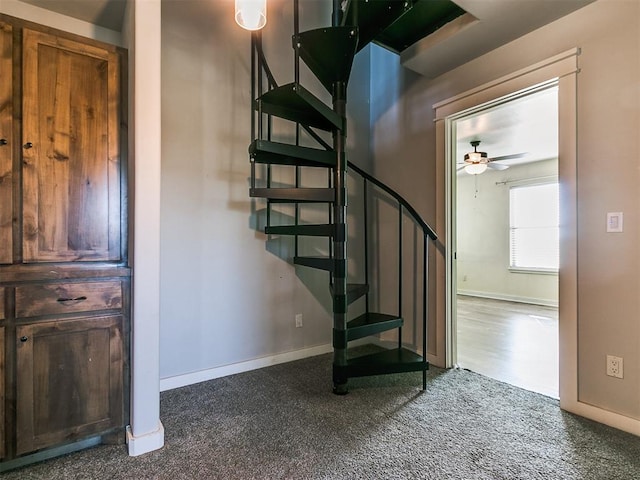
22,29 -> 121,263
16,316 -> 123,455
0,21 -> 12,264
0,326 -> 4,459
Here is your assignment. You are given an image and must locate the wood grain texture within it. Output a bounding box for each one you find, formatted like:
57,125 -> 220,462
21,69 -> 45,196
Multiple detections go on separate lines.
0,287 -> 4,320
0,21 -> 12,265
15,280 -> 122,318
0,326 -> 4,459
0,263 -> 130,283
22,29 -> 121,262
15,315 -> 123,455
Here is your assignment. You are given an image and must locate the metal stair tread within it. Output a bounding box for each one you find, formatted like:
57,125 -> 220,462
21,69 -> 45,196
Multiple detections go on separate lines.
374,1 -> 466,53
294,26 -> 358,93
330,283 -> 369,305
256,83 -> 343,132
346,347 -> 427,377
346,312 -> 403,342
265,224 -> 335,237
341,0 -> 465,54
294,256 -> 335,272
250,140 -> 336,168
341,0 -> 411,51
250,187 -> 335,203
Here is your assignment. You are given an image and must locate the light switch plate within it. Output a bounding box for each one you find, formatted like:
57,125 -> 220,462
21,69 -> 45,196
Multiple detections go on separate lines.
606,212 -> 623,233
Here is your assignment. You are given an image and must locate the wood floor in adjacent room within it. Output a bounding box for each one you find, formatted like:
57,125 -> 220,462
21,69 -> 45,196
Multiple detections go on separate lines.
456,295 -> 559,398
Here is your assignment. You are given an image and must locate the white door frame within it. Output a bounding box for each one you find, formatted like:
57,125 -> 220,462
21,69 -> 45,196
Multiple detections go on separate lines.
432,49 -> 579,406
445,79 -> 560,370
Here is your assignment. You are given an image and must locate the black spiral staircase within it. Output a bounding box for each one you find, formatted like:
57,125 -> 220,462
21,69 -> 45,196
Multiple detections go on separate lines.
248,0 -> 440,394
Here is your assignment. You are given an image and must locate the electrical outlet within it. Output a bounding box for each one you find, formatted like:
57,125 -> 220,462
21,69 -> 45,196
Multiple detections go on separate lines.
295,313 -> 303,328
606,355 -> 623,379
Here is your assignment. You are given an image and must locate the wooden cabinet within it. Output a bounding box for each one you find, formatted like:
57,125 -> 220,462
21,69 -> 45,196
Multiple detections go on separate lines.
16,315 -> 123,455
0,14 -> 128,466
21,28 -> 122,263
0,326 -> 4,460
0,21 -> 13,265
15,281 -> 122,318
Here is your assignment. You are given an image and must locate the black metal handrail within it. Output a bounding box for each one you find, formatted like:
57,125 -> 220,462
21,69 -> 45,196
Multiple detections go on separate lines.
347,161 -> 437,241
251,7 -> 436,382
252,37 -> 437,242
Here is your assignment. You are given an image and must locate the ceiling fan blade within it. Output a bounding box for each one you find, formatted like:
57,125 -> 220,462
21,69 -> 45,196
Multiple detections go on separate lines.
489,152 -> 527,162
487,162 -> 509,170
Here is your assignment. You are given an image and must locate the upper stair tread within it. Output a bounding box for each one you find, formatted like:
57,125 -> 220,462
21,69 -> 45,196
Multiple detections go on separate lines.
265,224 -> 335,237
250,140 -> 336,168
374,1 -> 466,53
341,0 -> 410,51
256,83 -> 343,132
341,0 -> 465,53
294,26 -> 358,93
250,187 -> 335,203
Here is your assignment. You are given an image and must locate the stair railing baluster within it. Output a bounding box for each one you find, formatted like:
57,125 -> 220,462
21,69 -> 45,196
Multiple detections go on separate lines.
294,0 -> 300,85
250,32 -> 257,190
328,167 -> 333,287
363,177 -> 369,314
423,236 -> 429,390
257,36 -> 263,142
333,0 -> 342,26
398,204 -> 403,349
293,0 -> 300,257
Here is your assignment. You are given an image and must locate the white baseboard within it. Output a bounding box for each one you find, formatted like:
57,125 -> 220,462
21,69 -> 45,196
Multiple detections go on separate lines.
561,400 -> 640,437
457,289 -> 558,307
126,421 -> 165,456
159,343 -> 334,392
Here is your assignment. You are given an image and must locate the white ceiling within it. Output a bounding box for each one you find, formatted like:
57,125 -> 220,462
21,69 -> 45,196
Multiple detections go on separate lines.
455,85 -> 558,170
18,1 -> 595,69
402,0 -> 595,78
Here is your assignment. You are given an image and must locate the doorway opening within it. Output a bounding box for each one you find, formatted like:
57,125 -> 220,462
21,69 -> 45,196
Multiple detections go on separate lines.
451,84 -> 559,397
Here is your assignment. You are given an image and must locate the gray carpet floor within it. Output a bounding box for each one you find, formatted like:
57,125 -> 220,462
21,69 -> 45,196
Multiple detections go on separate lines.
5,348 -> 640,479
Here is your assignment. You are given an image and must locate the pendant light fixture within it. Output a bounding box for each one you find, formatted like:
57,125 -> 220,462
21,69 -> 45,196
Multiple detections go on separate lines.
235,0 -> 267,31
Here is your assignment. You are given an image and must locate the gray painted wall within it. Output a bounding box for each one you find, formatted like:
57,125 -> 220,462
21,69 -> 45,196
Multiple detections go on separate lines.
370,1 -> 640,420
159,0 -> 371,380
457,159 -> 559,306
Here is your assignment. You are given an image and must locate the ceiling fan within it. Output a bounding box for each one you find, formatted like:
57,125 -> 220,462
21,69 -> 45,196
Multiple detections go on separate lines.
458,140 -> 526,175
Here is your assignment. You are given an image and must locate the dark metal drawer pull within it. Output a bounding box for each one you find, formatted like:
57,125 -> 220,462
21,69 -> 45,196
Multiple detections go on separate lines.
20,336 -> 28,342
57,296 -> 88,303
0,139 -> 7,146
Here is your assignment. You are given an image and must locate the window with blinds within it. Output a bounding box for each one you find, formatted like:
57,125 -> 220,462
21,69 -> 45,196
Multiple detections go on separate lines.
509,182 -> 559,272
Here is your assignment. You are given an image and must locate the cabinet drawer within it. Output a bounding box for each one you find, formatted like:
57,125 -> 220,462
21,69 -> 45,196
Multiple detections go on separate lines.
16,281 -> 122,318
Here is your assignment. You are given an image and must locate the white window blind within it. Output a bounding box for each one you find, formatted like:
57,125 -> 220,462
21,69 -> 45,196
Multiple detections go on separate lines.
510,183 -> 559,271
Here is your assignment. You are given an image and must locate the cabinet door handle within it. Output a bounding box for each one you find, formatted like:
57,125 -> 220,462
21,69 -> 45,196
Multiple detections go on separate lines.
0,139 -> 7,146
57,296 -> 88,303
20,336 -> 28,342
23,142 -> 33,149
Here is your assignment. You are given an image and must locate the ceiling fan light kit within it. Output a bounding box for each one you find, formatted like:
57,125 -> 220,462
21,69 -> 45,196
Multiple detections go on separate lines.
463,140 -> 489,175
464,162 -> 488,175
460,140 -> 517,175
